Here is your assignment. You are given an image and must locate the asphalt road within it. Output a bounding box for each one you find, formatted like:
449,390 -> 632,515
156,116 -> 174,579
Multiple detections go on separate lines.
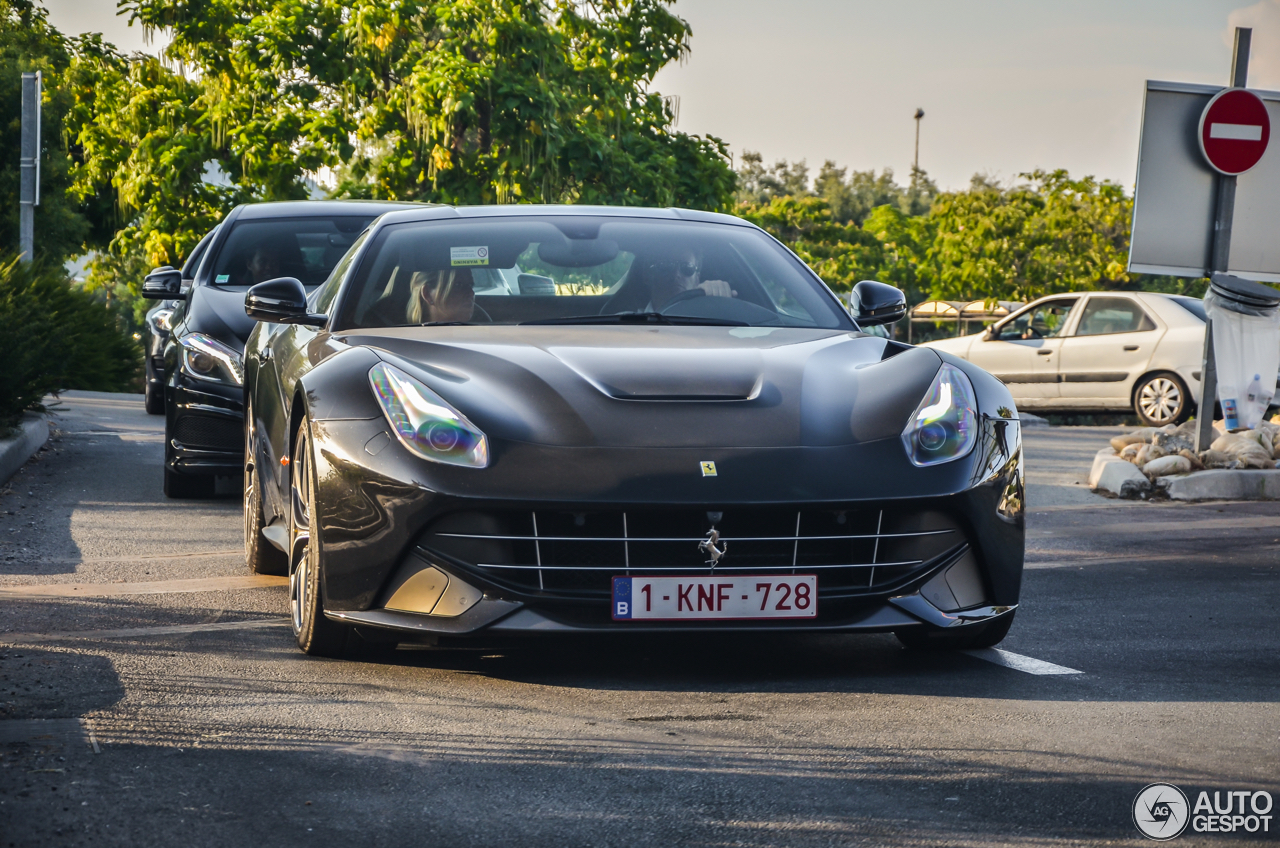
1,393 -> 1277,847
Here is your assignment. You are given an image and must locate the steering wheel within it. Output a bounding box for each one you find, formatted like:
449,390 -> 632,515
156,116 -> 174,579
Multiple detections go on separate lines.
658,288 -> 707,312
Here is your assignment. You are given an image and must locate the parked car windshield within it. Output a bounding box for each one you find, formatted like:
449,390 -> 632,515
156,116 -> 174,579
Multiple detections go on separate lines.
209,216 -> 375,290
336,216 -> 851,329
1169,295 -> 1207,323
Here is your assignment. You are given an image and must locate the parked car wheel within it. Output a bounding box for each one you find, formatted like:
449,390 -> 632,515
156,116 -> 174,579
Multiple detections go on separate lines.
894,612 -> 1016,650
1133,371 -> 1191,427
290,417 -> 353,657
245,412 -> 288,576
143,357 -> 165,415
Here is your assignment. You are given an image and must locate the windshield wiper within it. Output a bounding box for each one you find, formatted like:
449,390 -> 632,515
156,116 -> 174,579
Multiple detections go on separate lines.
419,321 -> 472,327
522,312 -> 747,327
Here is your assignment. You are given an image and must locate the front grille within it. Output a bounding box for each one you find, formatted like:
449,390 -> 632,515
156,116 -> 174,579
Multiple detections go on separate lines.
174,415 -> 241,451
418,506 -> 965,598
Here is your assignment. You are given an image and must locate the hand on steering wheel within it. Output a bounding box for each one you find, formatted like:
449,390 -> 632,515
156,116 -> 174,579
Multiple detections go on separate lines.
659,288 -> 707,310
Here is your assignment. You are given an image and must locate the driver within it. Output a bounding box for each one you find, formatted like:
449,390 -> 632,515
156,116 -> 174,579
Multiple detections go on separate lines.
645,248 -> 735,310
244,242 -> 283,285
408,268 -> 476,324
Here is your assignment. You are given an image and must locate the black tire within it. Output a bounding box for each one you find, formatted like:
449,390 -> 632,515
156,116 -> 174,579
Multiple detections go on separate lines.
245,411 -> 288,576
163,467 -> 215,499
894,611 -> 1016,650
289,416 -> 353,657
144,381 -> 164,415
1133,371 -> 1191,427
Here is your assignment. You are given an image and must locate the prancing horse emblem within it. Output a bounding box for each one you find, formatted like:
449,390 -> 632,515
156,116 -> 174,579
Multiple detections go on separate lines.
699,528 -> 728,569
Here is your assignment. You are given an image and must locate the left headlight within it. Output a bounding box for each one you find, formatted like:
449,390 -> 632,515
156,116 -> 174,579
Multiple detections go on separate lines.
369,362 -> 489,469
901,362 -> 978,467
179,333 -> 244,386
148,308 -> 174,334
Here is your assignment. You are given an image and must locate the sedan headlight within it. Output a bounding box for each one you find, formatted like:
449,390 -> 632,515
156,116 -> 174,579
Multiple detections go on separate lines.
149,308 -> 174,334
179,333 -> 244,386
901,363 -> 978,467
369,362 -> 489,468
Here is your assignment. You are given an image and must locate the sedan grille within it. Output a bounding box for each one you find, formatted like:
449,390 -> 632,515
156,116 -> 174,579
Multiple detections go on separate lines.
417,506 -> 965,598
173,415 -> 241,451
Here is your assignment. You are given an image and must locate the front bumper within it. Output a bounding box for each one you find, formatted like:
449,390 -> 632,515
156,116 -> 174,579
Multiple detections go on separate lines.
307,414 -> 1025,641
165,370 -> 244,476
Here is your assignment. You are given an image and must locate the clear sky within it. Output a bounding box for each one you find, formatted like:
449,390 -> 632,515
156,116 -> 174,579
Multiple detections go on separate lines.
43,0 -> 1280,192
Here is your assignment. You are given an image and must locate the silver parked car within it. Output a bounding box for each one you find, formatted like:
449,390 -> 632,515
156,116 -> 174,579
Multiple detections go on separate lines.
920,291 -> 1211,426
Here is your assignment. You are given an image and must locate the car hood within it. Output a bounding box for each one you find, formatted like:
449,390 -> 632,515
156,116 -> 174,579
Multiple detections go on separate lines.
340,326 -> 943,450
917,333 -> 978,357
184,284 -> 258,350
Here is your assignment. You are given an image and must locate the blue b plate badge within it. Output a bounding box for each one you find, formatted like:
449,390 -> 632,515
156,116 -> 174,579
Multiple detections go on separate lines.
612,575 -> 817,621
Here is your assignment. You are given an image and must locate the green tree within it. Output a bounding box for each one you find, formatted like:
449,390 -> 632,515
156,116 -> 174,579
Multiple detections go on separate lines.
738,194 -> 881,294
926,169 -> 1132,304
0,0 -> 114,266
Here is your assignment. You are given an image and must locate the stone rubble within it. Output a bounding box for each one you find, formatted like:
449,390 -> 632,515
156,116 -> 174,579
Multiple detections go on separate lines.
1091,414 -> 1280,500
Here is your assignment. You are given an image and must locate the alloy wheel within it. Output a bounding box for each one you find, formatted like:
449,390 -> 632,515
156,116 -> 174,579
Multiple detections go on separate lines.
1138,377 -> 1182,426
289,429 -> 312,635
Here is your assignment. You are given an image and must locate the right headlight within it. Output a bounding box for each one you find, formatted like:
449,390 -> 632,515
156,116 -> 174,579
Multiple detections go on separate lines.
901,362 -> 978,467
369,362 -> 489,468
179,333 -> 243,386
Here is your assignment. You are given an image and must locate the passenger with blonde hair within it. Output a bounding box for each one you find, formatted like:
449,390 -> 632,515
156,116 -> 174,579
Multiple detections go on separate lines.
408,268 -> 477,324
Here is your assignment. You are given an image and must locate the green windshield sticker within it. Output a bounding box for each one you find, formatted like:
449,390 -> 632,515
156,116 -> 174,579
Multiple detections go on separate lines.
450,246 -> 490,266
215,274 -> 229,283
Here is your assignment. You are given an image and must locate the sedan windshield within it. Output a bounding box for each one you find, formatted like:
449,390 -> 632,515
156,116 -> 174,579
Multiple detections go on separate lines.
336,216 -> 851,329
209,216 -> 375,290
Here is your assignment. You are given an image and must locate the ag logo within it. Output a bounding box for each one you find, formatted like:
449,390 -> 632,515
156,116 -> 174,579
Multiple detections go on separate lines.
1134,783 -> 1190,840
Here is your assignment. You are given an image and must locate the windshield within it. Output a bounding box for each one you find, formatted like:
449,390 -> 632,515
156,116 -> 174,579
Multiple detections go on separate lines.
209,216 -> 375,290
1170,295 -> 1207,323
336,216 -> 851,329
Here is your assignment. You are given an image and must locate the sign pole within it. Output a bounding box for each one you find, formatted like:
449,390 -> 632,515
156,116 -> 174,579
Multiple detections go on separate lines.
18,71 -> 41,264
1195,28 -> 1250,451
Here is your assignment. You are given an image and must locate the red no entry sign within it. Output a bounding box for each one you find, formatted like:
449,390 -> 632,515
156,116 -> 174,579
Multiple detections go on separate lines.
1199,88 -> 1271,175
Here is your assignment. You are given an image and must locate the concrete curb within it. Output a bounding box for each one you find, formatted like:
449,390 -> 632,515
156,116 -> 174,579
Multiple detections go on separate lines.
1156,469 -> 1280,501
0,412 -> 49,487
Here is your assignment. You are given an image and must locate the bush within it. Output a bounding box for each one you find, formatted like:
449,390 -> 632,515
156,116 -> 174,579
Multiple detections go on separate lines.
0,254 -> 140,432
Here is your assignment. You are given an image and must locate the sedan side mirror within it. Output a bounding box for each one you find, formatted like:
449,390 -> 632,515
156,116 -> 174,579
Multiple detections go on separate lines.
245,277 -> 327,327
850,280 -> 907,327
983,324 -> 998,341
142,266 -> 182,299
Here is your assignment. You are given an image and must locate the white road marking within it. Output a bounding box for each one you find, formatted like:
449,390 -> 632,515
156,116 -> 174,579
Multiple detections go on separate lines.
0,574 -> 287,599
1210,122 -> 1264,141
962,647 -> 1082,675
4,618 -> 289,643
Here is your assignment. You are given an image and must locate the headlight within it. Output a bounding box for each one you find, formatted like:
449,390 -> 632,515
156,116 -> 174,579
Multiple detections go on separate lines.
149,308 -> 174,334
179,333 -> 244,386
369,362 -> 489,468
901,362 -> 978,467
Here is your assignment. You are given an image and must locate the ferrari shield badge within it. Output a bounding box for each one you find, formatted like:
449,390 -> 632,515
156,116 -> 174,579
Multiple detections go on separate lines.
700,461 -> 717,477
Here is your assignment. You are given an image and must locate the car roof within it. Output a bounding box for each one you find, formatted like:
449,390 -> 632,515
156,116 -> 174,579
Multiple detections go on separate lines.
372,204 -> 754,229
234,200 -> 429,220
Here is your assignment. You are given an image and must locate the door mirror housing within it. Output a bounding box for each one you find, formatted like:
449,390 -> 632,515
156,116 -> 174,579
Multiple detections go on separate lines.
850,280 -> 907,327
142,266 -> 182,299
983,324 -> 999,341
245,277 -> 327,326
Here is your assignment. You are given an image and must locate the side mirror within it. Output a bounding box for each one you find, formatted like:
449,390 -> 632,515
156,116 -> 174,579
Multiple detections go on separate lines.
983,324 -> 998,341
245,277 -> 327,326
850,280 -> 906,327
142,266 -> 182,299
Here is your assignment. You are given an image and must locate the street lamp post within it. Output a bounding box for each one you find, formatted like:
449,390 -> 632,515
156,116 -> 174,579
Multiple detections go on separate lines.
913,107 -> 925,174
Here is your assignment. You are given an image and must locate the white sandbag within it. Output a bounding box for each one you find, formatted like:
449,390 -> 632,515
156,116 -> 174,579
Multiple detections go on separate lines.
1143,455 -> 1192,477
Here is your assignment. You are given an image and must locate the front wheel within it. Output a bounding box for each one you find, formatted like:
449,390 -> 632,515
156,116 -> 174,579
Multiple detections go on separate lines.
144,381 -> 164,415
289,416 -> 353,657
894,612 -> 1016,650
1133,372 -> 1191,427
245,412 -> 287,575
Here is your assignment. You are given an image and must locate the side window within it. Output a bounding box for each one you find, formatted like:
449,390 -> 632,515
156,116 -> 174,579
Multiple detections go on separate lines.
997,298 -> 1078,341
311,232 -> 368,313
1074,297 -> 1156,336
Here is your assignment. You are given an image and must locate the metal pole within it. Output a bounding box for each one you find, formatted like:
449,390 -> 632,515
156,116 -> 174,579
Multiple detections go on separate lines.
1195,28 -> 1250,450
913,108 -> 924,173
19,71 -> 41,263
